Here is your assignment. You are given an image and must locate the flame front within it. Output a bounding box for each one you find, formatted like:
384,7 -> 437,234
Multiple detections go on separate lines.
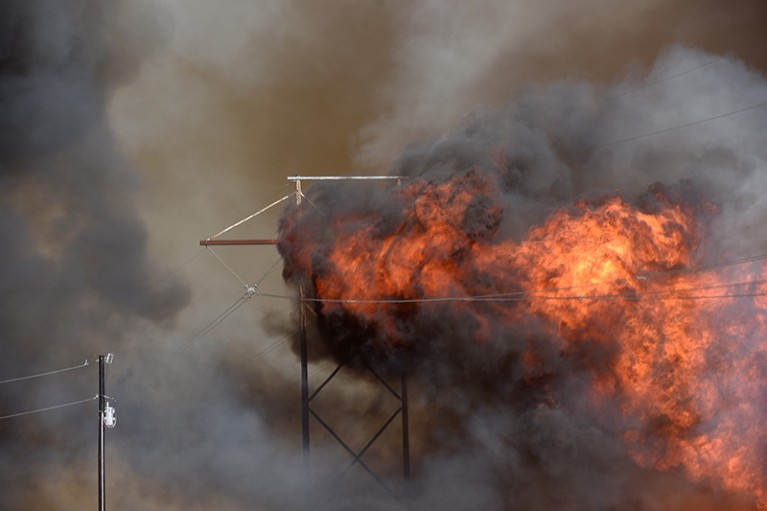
279,169 -> 767,505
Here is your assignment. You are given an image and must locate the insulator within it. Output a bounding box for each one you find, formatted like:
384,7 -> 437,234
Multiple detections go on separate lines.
103,404 -> 117,429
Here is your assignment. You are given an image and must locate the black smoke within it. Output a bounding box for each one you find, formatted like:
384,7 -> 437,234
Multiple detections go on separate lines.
279,46 -> 767,510
4,0 -> 767,510
0,0 -> 188,507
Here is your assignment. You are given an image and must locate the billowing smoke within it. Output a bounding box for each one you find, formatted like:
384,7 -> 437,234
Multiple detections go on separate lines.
4,0 -> 767,510
279,46 -> 767,509
0,0 -> 191,508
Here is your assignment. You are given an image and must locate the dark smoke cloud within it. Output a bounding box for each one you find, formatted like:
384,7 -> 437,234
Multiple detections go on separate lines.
4,0 -> 767,510
279,46 -> 767,511
0,0 -> 188,508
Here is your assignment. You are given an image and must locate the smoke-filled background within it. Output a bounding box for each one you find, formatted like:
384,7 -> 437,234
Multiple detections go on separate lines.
2,0 -> 767,509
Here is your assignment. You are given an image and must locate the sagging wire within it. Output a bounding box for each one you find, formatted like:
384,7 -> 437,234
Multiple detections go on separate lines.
176,247 -> 206,270
0,359 -> 91,385
184,256 -> 290,350
605,58 -> 720,102
253,277 -> 767,305
309,361 -> 338,378
185,292 -> 253,346
185,256 -> 291,348
252,248 -> 767,307
206,246 -> 248,288
598,99 -> 767,148
299,191 -> 328,218
248,330 -> 298,363
0,395 -> 98,421
637,252 -> 767,279
530,57 -> 722,140
254,257 -> 284,288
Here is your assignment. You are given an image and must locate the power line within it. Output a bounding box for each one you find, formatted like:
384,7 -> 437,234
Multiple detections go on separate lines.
599,99 -> 767,148
262,246 -> 767,306
254,257 -> 284,288
253,276 -> 767,305
175,247 -> 206,270
605,58 -> 719,103
249,330 -> 297,363
206,246 -> 249,288
640,252 -> 767,278
184,258 -> 290,348
0,359 -> 90,385
185,293 -> 252,346
310,361 -> 337,378
530,57 -> 721,133
0,395 -> 97,421
299,192 -> 328,219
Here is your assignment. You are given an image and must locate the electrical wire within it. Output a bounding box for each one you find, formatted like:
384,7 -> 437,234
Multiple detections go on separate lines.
258,245 -> 767,306
309,361 -> 338,378
599,99 -> 767,148
0,395 -> 97,421
248,330 -> 297,363
253,275 -> 767,305
198,183 -> 296,290
604,58 -> 719,102
529,57 -> 721,134
186,252 -> 292,349
299,192 -> 328,218
254,257 -> 284,288
206,246 -> 248,288
639,252 -> 767,278
187,259 -> 293,349
0,359 -> 90,385
175,247 -> 206,270
185,293 -> 252,346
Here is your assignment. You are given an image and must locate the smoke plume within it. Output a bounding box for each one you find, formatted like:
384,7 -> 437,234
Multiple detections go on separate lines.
3,0 -> 767,510
278,45 -> 767,511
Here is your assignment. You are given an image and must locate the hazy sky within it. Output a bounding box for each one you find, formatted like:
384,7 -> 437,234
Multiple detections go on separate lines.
2,1 -> 767,509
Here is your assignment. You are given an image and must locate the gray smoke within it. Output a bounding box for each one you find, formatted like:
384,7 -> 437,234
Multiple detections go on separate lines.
0,0 -> 191,508
279,46 -> 767,510
3,0 -> 767,510
391,45 -> 767,257
0,2 -> 404,509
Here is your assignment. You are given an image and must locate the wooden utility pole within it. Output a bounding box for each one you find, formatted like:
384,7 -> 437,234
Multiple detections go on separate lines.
98,355 -> 105,511
97,353 -> 115,511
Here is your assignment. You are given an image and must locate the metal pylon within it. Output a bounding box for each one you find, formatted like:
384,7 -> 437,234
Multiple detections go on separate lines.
304,354 -> 411,503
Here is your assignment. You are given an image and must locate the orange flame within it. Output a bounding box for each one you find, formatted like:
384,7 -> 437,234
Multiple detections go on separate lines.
280,169 -> 767,504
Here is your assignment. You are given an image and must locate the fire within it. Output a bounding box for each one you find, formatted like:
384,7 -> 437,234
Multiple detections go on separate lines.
279,168 -> 767,505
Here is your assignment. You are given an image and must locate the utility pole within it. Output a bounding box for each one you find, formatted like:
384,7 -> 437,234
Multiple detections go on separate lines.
98,353 -> 115,511
296,180 -> 311,477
